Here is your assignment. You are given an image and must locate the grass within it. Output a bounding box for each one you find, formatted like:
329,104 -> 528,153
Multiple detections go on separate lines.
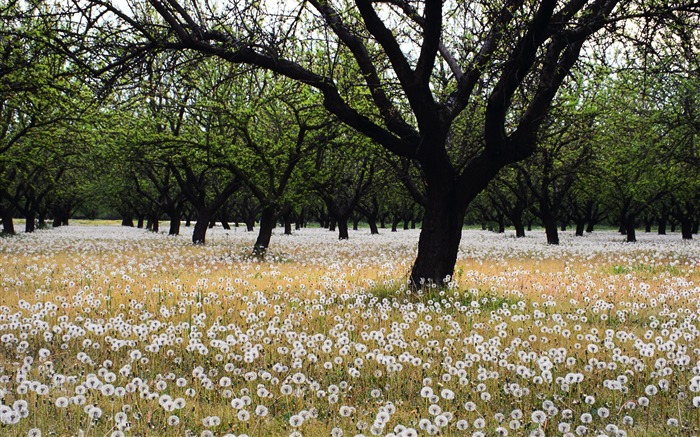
0,226 -> 697,436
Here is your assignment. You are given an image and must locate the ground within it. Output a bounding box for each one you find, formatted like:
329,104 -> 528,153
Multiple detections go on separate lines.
0,225 -> 698,436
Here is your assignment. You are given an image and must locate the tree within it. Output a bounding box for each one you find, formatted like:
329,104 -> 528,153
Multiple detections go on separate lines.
64,0 -> 700,285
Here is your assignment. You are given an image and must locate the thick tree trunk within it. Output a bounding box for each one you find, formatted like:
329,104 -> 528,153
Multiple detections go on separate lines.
497,217 -> 505,234
658,219 -> 667,235
585,223 -> 594,233
52,217 -> 62,228
543,217 -> 559,245
391,217 -> 400,232
352,217 -> 359,231
328,218 -> 336,232
513,216 -> 526,238
137,216 -> 145,228
150,218 -> 159,233
410,193 -> 465,287
121,217 -> 134,227
25,210 -> 36,233
1,209 -> 15,235
575,220 -> 585,237
368,218 -> 379,235
254,207 -> 276,253
403,219 -> 410,230
337,217 -> 349,240
168,214 -> 181,236
192,211 -> 210,244
680,218 -> 693,240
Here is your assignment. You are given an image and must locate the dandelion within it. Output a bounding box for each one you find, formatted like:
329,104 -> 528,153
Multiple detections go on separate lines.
531,410 -> 547,424
167,415 -> 180,426
289,414 -> 304,427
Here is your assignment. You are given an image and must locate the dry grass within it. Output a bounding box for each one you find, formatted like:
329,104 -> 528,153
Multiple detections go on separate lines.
0,225 -> 698,436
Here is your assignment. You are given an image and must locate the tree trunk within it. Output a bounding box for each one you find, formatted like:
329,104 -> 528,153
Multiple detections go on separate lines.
328,218 -> 336,232
192,211 -> 210,244
1,209 -> 15,235
254,207 -> 276,253
121,217 -> 134,227
575,220 -> 585,237
513,216 -> 526,238
283,212 -> 293,235
497,217 -> 505,233
337,217 -> 349,240
352,217 -> 359,231
410,193 -> 465,287
403,219 -> 410,230
52,217 -> 62,228
585,223 -> 594,233
168,214 -> 181,236
680,218 -> 693,240
368,218 -> 379,235
543,217 -> 559,245
220,215 -> 231,230
245,219 -> 255,232
137,216 -> 145,228
625,216 -> 636,243
25,210 -> 36,233
151,218 -> 159,233
391,217 -> 399,232
658,217 -> 667,235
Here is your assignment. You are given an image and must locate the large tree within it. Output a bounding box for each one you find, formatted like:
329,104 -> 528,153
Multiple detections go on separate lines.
64,0 -> 700,285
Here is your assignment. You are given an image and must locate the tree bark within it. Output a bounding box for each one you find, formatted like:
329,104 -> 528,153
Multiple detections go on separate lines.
410,192 -> 465,287
574,220 -> 585,237
625,216 -> 636,243
192,211 -> 210,244
121,217 -> 134,227
337,217 -> 349,240
254,206 -> 276,253
168,214 -> 181,236
137,216 -> 145,228
1,208 -> 15,235
513,216 -> 526,238
680,217 -> 693,240
368,218 -> 379,235
25,210 -> 36,233
245,219 -> 255,232
391,217 -> 399,232
543,216 -> 559,245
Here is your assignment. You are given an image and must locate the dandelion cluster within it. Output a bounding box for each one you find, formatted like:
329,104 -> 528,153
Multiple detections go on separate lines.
0,225 -> 697,436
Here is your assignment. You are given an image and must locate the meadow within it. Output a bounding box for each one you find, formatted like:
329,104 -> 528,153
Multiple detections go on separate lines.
0,225 -> 698,437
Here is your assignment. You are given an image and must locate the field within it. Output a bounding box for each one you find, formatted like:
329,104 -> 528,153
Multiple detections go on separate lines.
0,225 -> 698,437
